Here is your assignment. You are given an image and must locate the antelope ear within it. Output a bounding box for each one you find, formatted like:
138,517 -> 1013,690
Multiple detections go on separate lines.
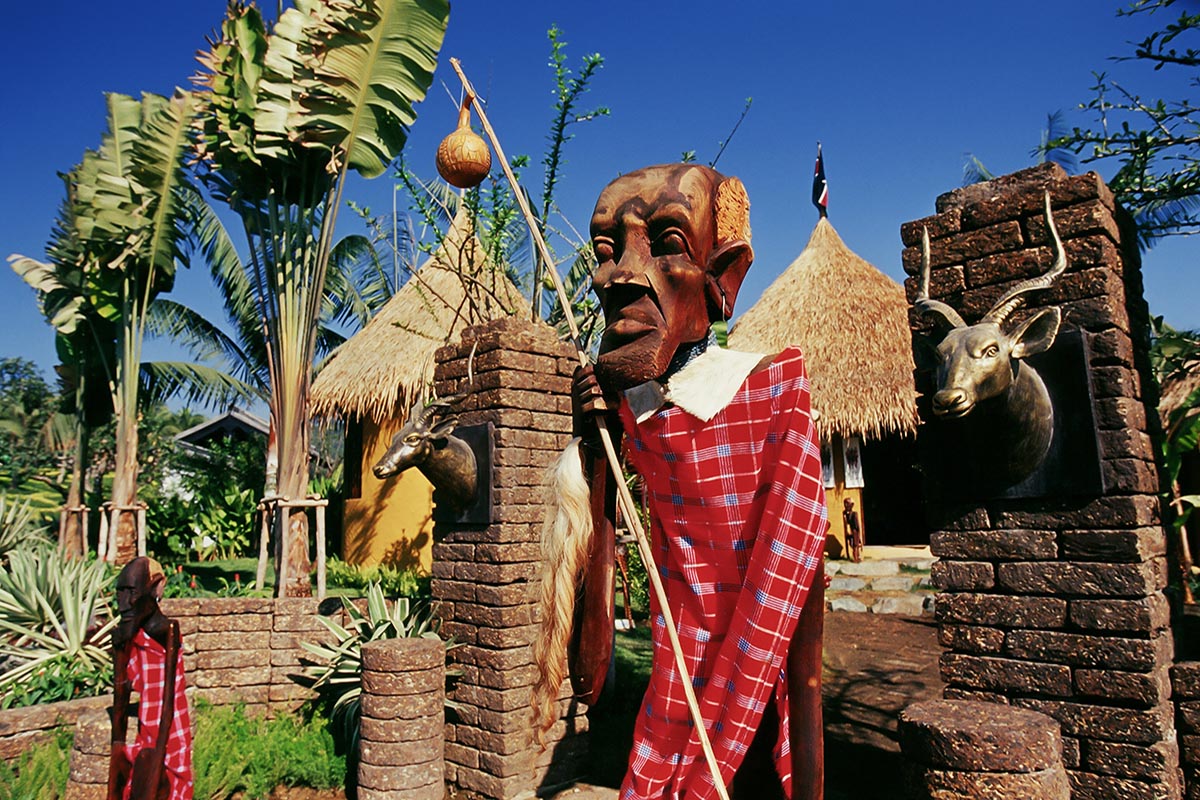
429,416 -> 459,439
1010,307 -> 1062,359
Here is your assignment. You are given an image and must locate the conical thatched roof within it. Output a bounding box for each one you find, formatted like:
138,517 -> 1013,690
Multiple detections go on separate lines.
729,217 -> 918,442
311,210 -> 527,423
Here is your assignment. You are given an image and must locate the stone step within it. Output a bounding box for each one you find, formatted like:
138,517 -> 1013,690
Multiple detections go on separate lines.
825,591 -> 936,616
836,560 -> 901,578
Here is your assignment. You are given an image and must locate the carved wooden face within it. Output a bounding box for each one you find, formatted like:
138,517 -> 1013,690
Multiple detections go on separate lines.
115,557 -> 164,643
590,164 -> 749,390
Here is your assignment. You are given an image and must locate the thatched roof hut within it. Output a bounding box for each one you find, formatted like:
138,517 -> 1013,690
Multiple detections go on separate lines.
728,217 -> 919,443
311,210 -> 527,422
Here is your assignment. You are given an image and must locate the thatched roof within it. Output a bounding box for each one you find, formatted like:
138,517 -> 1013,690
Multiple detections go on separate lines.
311,210 -> 527,423
1161,362 -> 1200,427
728,217 -> 919,442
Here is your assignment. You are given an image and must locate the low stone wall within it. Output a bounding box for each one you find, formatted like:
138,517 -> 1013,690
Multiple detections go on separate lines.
0,597 -> 340,763
161,597 -> 336,712
0,695 -> 109,763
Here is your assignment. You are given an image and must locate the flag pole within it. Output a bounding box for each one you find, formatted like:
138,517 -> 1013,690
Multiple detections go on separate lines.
448,58 -> 731,800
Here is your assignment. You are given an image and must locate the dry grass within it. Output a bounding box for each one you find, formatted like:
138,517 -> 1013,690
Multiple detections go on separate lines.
730,218 -> 919,442
311,211 -> 528,424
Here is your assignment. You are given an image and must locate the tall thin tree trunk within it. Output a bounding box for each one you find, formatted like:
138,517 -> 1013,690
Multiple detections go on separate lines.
109,283 -> 140,565
275,361 -> 312,598
60,383 -> 89,559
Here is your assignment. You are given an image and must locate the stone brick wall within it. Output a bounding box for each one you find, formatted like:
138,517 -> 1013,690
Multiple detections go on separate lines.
0,598 -> 333,768
160,596 -> 335,711
0,695 -> 109,764
1171,664 -> 1200,800
904,164 -> 1180,799
431,317 -> 588,799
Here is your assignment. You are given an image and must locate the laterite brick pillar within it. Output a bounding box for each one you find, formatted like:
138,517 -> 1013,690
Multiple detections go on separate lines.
432,317 -> 588,799
903,164 -> 1180,799
899,700 -> 1069,799
358,639 -> 445,799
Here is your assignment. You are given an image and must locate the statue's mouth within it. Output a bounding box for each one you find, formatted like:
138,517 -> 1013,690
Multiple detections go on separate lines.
933,403 -> 973,419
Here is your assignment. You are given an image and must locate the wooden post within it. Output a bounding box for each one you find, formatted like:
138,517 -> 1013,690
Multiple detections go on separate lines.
275,502 -> 288,598
97,504 -> 109,561
136,505 -> 147,557
256,500 -> 272,591
315,502 -> 327,600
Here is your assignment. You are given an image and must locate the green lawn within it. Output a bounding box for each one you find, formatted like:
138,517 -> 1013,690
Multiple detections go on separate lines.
0,469 -> 65,521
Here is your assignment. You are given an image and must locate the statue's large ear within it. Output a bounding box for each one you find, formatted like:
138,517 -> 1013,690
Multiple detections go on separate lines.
705,239 -> 754,321
1010,307 -> 1061,359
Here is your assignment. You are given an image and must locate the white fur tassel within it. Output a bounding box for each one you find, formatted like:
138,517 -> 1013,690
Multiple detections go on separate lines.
530,438 -> 593,745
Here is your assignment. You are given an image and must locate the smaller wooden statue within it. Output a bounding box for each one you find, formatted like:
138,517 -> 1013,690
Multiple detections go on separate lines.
109,557 -> 193,800
842,498 -> 863,564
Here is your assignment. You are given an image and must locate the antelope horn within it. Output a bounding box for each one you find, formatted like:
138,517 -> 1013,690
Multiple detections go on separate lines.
982,191 -> 1068,326
915,226 -> 966,329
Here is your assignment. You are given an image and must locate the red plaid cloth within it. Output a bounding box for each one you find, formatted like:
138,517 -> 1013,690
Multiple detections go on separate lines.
618,347 -> 828,800
126,628 -> 193,800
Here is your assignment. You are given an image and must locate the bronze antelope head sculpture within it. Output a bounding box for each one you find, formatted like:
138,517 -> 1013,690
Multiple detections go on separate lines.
373,350 -> 478,510
915,191 -> 1068,489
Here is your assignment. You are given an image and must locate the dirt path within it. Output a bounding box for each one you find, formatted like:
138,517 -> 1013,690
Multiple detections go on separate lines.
822,612 -> 943,799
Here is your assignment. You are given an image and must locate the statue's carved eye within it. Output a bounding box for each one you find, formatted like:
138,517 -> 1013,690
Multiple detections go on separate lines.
982,344 -> 1000,358
593,239 -> 615,262
404,434 -> 421,446
653,229 -> 688,257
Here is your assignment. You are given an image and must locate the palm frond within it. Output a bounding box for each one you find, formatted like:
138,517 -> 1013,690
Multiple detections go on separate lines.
292,0 -> 450,178
138,361 -> 260,411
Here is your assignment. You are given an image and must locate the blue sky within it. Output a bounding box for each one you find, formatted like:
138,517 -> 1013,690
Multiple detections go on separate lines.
3,1 -> 1196,392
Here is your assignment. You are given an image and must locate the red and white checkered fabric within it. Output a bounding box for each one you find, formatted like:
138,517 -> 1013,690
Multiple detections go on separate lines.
125,628 -> 193,800
618,347 -> 828,800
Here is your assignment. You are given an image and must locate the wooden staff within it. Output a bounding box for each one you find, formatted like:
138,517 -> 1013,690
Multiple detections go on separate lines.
448,58 -> 731,799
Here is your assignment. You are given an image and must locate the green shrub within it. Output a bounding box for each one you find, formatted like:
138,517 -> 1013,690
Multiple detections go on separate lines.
0,726 -> 72,800
192,701 -> 345,800
324,556 -> 430,598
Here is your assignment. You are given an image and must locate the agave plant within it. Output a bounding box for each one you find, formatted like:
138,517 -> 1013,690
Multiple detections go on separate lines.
0,550 -> 115,706
301,581 -> 455,751
0,496 -> 51,564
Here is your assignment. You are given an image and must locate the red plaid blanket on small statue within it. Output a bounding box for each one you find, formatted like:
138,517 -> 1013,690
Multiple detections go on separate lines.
126,628 -> 193,800
618,347 -> 828,800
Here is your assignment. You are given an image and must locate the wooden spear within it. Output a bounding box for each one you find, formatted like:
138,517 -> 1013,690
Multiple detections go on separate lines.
448,58 -> 731,800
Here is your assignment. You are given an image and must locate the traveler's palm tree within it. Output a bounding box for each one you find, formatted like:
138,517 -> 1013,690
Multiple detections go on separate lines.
10,94 -> 255,561
193,0 -> 448,595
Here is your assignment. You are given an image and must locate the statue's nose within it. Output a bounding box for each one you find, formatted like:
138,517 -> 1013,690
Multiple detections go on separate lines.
932,388 -> 971,415
602,243 -> 654,290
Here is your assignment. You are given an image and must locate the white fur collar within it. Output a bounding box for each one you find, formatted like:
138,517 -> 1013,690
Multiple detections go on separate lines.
625,347 -> 765,424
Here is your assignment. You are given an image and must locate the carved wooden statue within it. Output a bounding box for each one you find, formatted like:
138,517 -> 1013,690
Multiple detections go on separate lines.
109,557 -> 192,800
533,163 -> 829,800
915,191 -> 1067,492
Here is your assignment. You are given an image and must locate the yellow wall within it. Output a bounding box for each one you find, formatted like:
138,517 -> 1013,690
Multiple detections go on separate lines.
822,436 -> 865,559
342,416 -> 435,571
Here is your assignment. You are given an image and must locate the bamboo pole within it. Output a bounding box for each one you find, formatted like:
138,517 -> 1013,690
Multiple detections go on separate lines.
449,58 -> 730,799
